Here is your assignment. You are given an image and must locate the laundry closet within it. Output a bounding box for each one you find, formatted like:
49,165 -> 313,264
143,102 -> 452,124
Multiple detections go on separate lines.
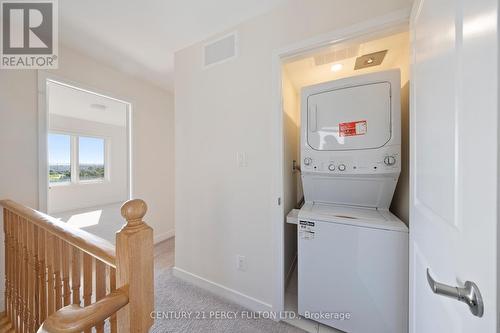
280,30 -> 410,333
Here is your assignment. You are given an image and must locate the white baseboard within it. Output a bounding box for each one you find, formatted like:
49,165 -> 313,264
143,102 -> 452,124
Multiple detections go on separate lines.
154,229 -> 175,244
173,267 -> 273,313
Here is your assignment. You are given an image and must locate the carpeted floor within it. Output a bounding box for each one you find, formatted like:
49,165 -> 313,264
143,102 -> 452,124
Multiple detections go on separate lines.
151,268 -> 306,333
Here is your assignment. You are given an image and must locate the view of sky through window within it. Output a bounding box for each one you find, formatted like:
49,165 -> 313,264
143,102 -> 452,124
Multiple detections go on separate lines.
48,133 -> 71,165
79,137 -> 105,165
48,133 -> 71,183
79,137 -> 105,181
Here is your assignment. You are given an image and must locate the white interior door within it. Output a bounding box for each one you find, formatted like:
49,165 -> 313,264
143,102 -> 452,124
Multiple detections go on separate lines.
410,0 -> 498,332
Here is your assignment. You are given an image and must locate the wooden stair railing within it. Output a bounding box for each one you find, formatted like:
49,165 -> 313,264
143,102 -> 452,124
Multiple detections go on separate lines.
0,199 -> 154,333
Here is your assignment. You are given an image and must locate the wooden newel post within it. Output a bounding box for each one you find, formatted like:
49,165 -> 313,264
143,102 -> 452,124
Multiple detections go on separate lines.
116,199 -> 154,332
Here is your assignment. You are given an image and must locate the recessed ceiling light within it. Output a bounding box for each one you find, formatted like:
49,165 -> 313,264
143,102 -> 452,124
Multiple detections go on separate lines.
354,50 -> 387,70
330,63 -> 343,72
90,103 -> 107,110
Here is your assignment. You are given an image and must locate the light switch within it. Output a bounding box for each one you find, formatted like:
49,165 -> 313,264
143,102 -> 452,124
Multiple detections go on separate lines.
236,255 -> 247,271
237,152 -> 247,167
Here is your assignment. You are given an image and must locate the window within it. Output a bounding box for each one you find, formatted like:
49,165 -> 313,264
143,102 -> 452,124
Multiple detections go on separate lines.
48,132 -> 107,184
79,136 -> 105,181
78,137 -> 104,181
48,133 -> 71,184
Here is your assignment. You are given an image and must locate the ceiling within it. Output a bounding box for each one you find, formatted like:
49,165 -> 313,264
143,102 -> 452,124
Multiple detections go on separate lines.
48,81 -> 128,127
284,31 -> 410,91
59,0 -> 288,91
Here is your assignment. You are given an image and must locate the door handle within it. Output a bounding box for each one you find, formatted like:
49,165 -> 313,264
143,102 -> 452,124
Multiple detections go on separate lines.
426,268 -> 484,317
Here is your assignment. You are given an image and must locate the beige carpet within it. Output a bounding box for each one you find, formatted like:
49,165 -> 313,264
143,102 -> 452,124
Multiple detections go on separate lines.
152,238 -> 305,332
151,268 -> 306,333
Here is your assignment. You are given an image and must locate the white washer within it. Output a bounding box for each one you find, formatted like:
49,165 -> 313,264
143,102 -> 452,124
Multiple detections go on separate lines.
298,202 -> 408,333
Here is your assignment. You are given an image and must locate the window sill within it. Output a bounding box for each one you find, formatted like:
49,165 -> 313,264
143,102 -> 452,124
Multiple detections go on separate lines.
79,179 -> 107,185
49,179 -> 109,189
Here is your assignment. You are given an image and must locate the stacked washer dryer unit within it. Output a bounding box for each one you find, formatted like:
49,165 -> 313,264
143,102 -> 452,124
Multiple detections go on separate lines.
297,69 -> 408,333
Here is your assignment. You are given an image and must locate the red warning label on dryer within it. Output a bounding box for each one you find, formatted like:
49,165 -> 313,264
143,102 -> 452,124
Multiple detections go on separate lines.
339,120 -> 367,137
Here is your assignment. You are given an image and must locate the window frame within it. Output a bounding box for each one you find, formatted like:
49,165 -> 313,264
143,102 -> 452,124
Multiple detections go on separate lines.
48,130 -> 109,186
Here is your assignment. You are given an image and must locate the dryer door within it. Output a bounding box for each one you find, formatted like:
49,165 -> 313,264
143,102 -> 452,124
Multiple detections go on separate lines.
307,81 -> 392,151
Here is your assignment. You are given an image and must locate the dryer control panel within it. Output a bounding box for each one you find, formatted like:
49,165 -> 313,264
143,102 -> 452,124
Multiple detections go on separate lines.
301,144 -> 401,176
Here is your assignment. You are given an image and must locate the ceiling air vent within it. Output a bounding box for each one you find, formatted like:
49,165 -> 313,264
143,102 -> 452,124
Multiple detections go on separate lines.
203,32 -> 238,69
314,45 -> 360,66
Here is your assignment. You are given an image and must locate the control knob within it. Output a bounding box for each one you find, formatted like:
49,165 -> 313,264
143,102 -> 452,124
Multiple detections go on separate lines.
328,164 -> 335,171
384,156 -> 396,166
338,164 -> 346,171
303,157 -> 312,166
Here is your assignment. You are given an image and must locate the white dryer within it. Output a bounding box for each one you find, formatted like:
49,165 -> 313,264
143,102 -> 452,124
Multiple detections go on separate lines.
297,69 -> 408,333
300,69 -> 401,208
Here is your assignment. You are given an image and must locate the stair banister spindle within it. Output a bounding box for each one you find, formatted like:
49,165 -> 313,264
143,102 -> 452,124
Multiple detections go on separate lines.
38,228 -> 47,325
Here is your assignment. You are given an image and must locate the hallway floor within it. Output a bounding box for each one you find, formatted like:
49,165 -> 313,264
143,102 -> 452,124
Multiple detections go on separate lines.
152,238 -> 306,333
52,202 -> 125,244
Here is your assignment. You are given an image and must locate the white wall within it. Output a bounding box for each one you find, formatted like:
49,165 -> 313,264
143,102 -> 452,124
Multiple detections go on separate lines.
282,69 -> 300,282
175,0 -> 412,308
391,80 -> 410,223
0,45 -> 175,310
